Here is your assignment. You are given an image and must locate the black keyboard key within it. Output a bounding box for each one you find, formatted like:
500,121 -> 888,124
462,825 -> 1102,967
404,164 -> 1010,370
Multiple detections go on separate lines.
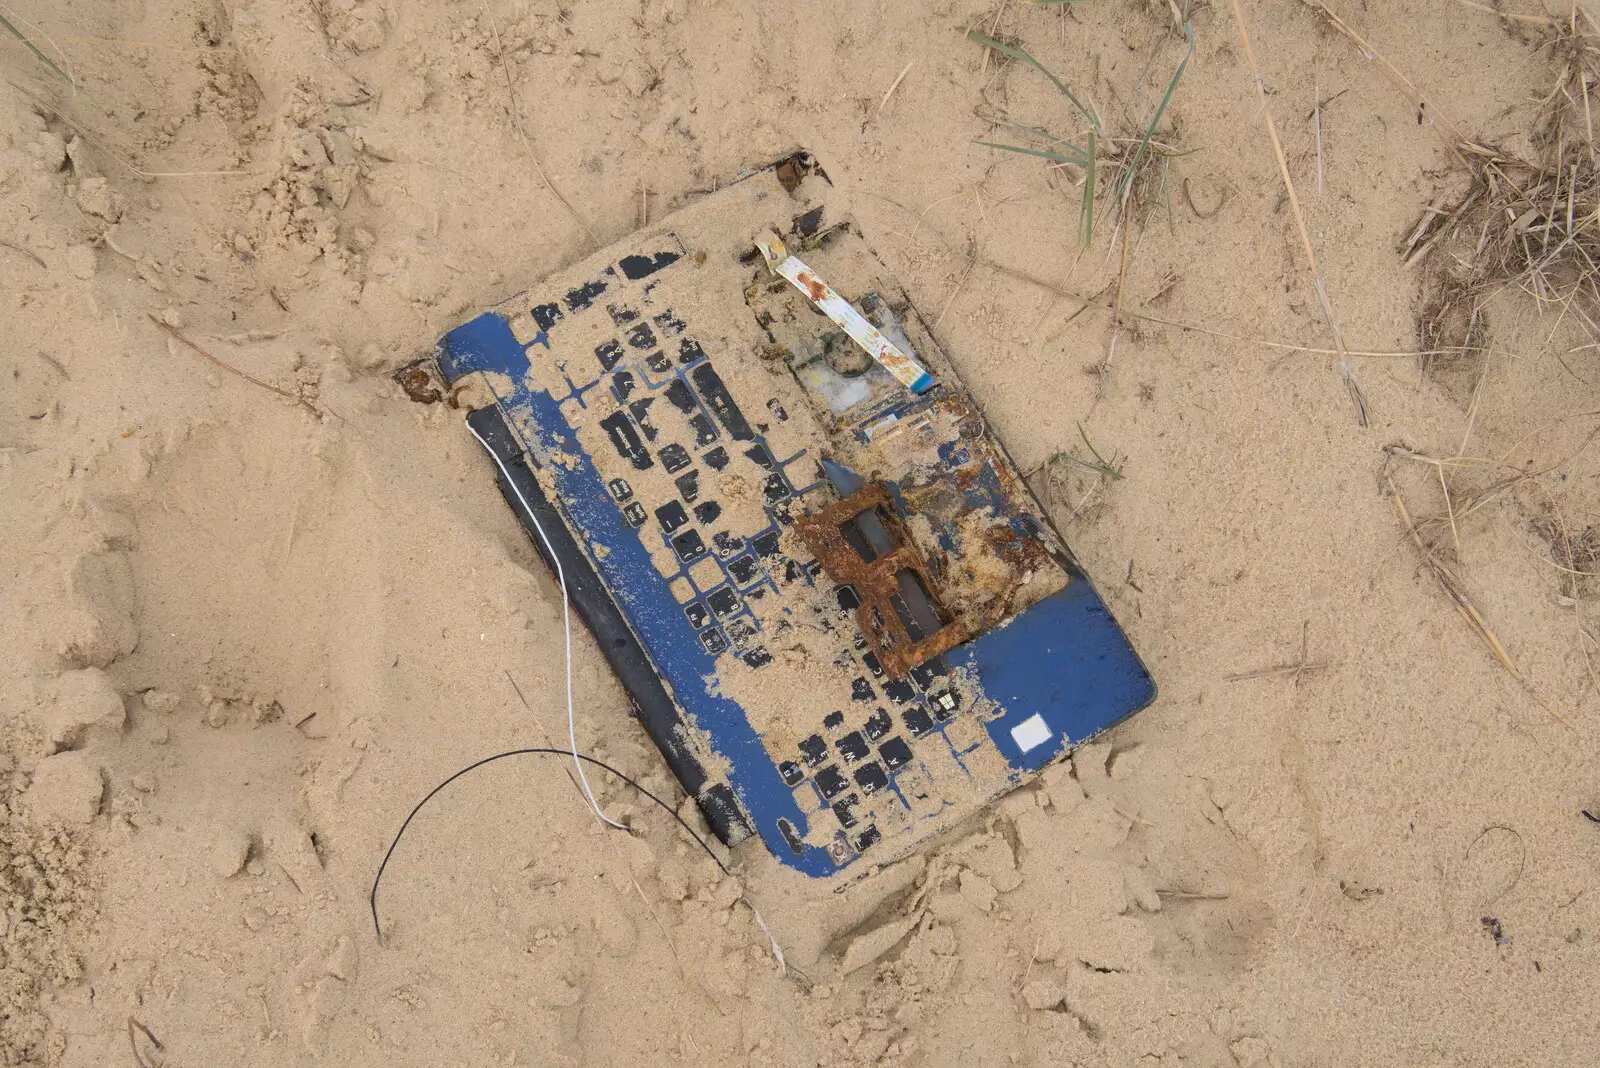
626,322 -> 658,350
929,688 -> 960,720
656,501 -> 689,535
566,277 -> 606,311
879,736 -> 912,770
823,711 -> 845,731
798,734 -> 828,767
762,473 -> 791,505
646,350 -> 672,373
744,443 -> 776,469
675,470 -> 700,503
742,645 -> 772,668
612,371 -> 636,401
882,678 -> 917,704
708,586 -> 741,617
726,617 -> 757,646
659,443 -> 691,473
699,627 -> 727,654
595,339 -> 625,372
862,651 -> 883,677
864,709 -> 892,741
832,794 -> 861,829
779,760 -> 805,787
607,478 -> 633,502
688,414 -> 718,447
836,585 -> 861,611
678,338 -> 706,365
728,555 -> 759,585
671,529 -> 707,563
629,397 -> 659,441
853,824 -> 882,851
653,310 -> 687,335
619,249 -> 680,280
684,601 -> 709,628
703,446 -> 730,471
837,732 -> 869,763
853,762 -> 887,794
600,411 -> 651,470
712,531 -> 743,557
690,364 -> 753,440
664,378 -> 698,413
903,706 -> 934,737
850,677 -> 875,702
752,530 -> 782,558
911,656 -> 949,689
532,303 -> 563,331
606,302 -> 637,326
693,501 -> 721,524
622,501 -> 647,528
815,766 -> 848,800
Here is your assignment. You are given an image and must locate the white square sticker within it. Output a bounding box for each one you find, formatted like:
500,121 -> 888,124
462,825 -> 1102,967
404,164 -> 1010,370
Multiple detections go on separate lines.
1010,713 -> 1052,753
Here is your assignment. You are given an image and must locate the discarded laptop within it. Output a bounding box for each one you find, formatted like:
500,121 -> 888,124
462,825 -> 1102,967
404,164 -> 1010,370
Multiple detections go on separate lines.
433,153 -> 1155,879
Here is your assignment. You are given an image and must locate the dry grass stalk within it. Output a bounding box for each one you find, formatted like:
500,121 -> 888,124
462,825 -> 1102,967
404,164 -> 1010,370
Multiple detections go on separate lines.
149,314 -> 325,419
1316,3 -> 1600,361
483,8 -> 597,248
1229,0 -> 1369,425
1225,622 -> 1332,683
1385,467 -> 1525,680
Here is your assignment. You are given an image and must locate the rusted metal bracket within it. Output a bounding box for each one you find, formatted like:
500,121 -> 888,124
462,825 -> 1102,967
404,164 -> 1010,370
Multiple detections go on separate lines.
795,482 -> 970,679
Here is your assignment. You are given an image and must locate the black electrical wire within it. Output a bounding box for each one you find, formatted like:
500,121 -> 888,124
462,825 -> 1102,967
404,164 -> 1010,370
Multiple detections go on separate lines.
370,747 -> 730,941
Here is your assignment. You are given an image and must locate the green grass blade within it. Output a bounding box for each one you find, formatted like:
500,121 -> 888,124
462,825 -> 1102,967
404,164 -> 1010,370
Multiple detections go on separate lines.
1,13 -> 70,83
1082,128 -> 1097,246
1115,23 -> 1194,207
966,30 -> 1101,134
988,116 -> 1083,147
975,140 -> 1091,166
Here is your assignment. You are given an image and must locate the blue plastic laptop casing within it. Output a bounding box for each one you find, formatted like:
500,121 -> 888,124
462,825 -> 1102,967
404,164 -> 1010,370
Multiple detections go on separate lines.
436,156 -> 1154,878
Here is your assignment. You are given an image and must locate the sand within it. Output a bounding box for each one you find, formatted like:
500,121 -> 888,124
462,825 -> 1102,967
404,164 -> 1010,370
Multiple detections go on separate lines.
3,0 -> 1599,1064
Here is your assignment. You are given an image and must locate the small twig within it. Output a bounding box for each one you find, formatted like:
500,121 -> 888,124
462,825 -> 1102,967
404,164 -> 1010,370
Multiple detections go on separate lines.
879,60 -> 914,115
1464,825 -> 1527,907
482,8 -> 597,247
935,239 -> 979,329
1229,0 -> 1368,425
1181,176 -> 1227,218
148,314 -> 320,416
1314,72 -> 1325,196
0,238 -> 46,268
1384,469 -> 1572,728
127,1017 -> 163,1068
1225,621 -> 1331,683
1296,1 -> 1473,168
10,80 -> 244,180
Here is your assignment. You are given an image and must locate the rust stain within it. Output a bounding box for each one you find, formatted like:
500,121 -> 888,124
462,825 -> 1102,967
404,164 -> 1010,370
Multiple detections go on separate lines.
394,359 -> 442,404
795,482 -> 971,679
796,270 -> 828,303
775,159 -> 802,193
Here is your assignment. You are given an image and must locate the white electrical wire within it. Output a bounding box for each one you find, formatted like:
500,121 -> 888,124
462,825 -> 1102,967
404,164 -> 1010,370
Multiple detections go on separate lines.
466,413 -> 787,971
465,419 -> 627,831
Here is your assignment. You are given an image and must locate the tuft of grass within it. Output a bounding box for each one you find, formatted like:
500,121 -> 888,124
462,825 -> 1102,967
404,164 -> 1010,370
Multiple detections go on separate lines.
1056,423 -> 1124,480
966,16 -> 1194,247
1407,10 -> 1600,357
1,10 -> 70,83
